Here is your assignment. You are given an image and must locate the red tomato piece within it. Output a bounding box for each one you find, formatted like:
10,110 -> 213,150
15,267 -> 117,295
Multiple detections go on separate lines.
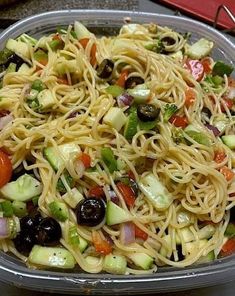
79,38 -> 97,66
220,166 -> 235,182
116,182 -> 136,207
184,59 -> 204,82
134,225 -> 148,240
116,69 -> 129,88
169,115 -> 188,129
0,150 -> 12,188
128,170 -> 135,181
78,152 -> 91,169
221,239 -> 235,257
221,98 -> 233,112
214,151 -> 226,164
185,88 -> 196,108
89,186 -> 105,198
201,58 -> 211,74
92,231 -> 112,255
57,77 -> 69,85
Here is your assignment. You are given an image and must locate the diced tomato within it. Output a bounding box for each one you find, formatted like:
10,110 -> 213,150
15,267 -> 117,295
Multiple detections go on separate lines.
201,58 -> 211,74
35,58 -> 48,71
78,152 -> 91,169
228,77 -> 235,87
169,115 -> 188,129
221,238 -> 235,256
57,77 -> 69,85
220,98 -> 233,112
220,166 -> 235,181
79,38 -> 97,66
214,150 -> 226,164
185,88 -> 196,108
89,185 -> 104,198
116,69 -> 129,88
184,59 -> 204,82
134,225 -> 148,240
0,110 -> 10,117
53,33 -> 62,41
116,182 -> 136,207
0,150 -> 12,188
92,231 -> 112,255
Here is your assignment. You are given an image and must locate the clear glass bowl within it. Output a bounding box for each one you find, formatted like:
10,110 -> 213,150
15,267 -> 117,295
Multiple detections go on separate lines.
0,9 -> 234,295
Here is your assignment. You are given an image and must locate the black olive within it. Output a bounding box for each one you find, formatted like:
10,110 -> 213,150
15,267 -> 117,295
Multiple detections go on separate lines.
96,59 -> 114,79
36,217 -> 61,246
125,76 -> 144,89
76,198 -> 106,227
230,207 -> 235,222
129,179 -> 139,197
20,215 -> 36,232
137,104 -> 160,122
5,54 -> 25,71
13,232 -> 36,255
161,36 -> 176,46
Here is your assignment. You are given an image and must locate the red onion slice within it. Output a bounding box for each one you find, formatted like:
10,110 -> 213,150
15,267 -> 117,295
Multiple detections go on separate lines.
117,93 -> 134,108
108,190 -> 119,205
0,218 -> 9,238
120,222 -> 135,245
0,114 -> 13,131
205,124 -> 220,137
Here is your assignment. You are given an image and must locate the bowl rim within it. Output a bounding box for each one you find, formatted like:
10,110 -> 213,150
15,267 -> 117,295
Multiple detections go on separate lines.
0,9 -> 234,294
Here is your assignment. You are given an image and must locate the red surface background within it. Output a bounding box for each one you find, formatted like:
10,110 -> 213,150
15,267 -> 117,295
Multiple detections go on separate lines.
158,0 -> 235,30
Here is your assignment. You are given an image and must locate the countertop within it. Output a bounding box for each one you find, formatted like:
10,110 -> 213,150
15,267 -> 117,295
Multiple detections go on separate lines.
0,0 -> 234,295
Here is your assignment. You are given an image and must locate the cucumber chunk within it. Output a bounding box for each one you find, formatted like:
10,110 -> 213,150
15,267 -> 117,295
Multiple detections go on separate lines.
0,174 -> 42,202
43,143 -> 80,171
37,89 -> 55,111
106,201 -> 132,226
12,200 -> 27,217
74,21 -> 93,40
62,188 -> 84,208
49,201 -> 69,222
6,38 -> 30,59
222,135 -> 235,149
103,107 -> 127,132
186,38 -> 213,59
29,245 -> 75,269
68,226 -> 88,252
127,252 -> 153,270
103,254 -> 127,274
197,251 -> 215,264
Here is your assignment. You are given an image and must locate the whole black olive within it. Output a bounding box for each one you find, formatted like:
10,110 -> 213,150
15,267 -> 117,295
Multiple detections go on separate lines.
5,54 -> 25,71
96,59 -> 114,79
13,232 -> 36,255
20,215 -> 36,232
36,217 -> 61,246
137,104 -> 160,122
76,198 -> 106,227
125,76 -> 144,89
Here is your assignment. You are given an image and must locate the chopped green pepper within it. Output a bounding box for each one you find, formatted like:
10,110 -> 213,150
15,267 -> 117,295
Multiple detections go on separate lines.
106,85 -> 124,97
212,61 -> 234,77
101,147 -> 117,173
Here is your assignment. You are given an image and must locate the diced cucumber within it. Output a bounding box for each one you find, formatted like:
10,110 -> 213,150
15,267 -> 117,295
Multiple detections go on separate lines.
222,135 -> 235,149
186,38 -> 213,59
124,108 -> 138,141
29,245 -> 75,269
184,124 -> 211,146
159,234 -> 171,258
106,201 -> 132,226
18,63 -> 30,74
48,201 -> 69,222
127,252 -> 153,270
177,211 -> 191,225
170,50 -> 183,62
0,201 -> 13,217
103,254 -> 127,274
0,174 -> 42,202
74,21 -> 93,40
17,33 -> 37,46
68,226 -> 88,252
127,87 -> 150,104
197,250 -> 215,264
105,85 -> 124,97
139,174 -> 173,211
12,200 -> 27,217
43,143 -> 80,171
224,223 -> 235,238
55,60 -> 77,75
103,107 -> 127,132
37,89 -> 55,111
185,239 -> 207,254
198,224 -> 215,240
85,255 -> 100,265
62,188 -> 84,208
179,227 -> 194,243
6,38 -> 30,59
6,63 -> 16,74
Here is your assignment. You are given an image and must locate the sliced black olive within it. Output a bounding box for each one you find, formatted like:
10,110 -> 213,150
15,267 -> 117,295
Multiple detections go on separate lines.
76,198 -> 106,227
161,36 -> 176,46
137,104 -> 160,122
125,76 -> 144,89
36,217 -> 62,246
96,59 -> 114,79
13,232 -> 36,255
201,107 -> 212,123
5,54 -> 25,71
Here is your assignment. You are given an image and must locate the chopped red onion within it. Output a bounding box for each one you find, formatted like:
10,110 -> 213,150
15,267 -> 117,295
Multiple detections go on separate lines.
205,124 -> 220,137
117,93 -> 134,108
108,190 -> 119,205
75,159 -> 85,178
0,218 -> 9,238
0,114 -> 13,131
120,222 -> 135,245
